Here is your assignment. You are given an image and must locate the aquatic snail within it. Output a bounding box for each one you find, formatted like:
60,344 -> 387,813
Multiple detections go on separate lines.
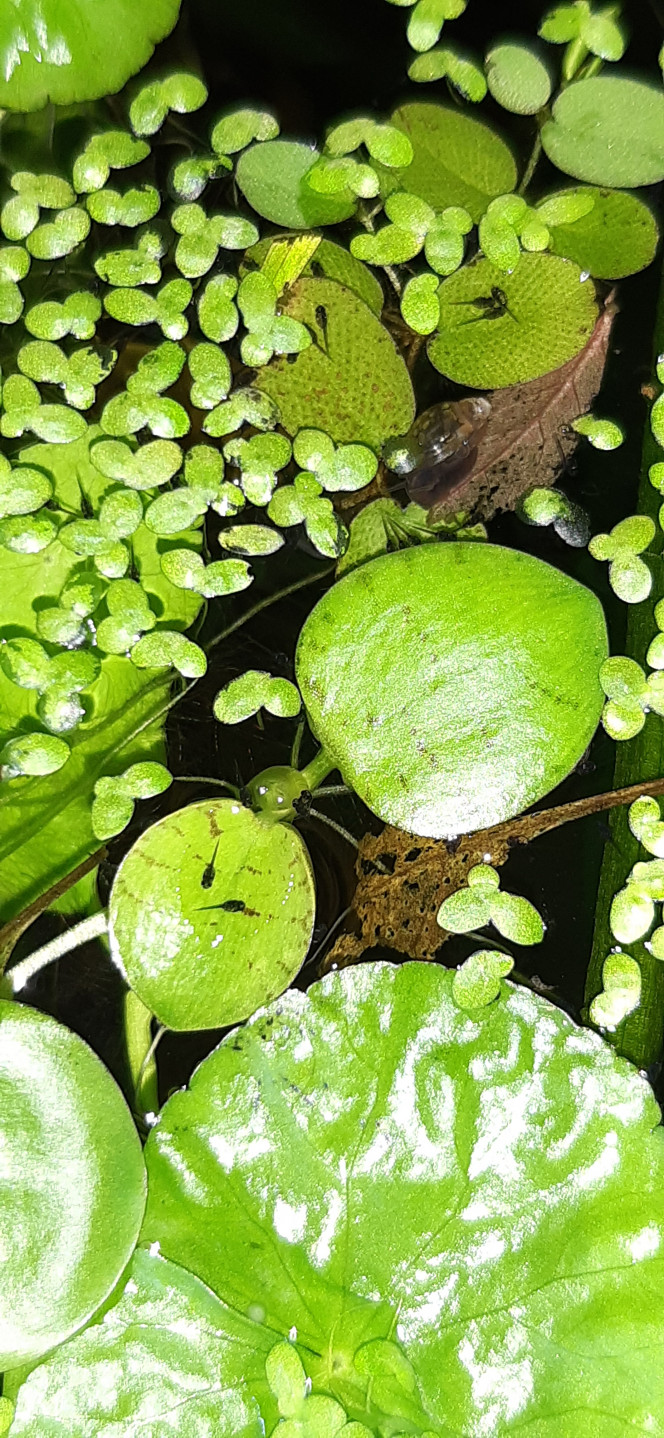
383,396 -> 491,509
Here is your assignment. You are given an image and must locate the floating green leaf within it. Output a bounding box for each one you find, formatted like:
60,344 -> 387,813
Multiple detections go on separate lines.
438,862 -> 545,943
256,277 -> 415,449
130,629 -> 206,678
188,342 -> 232,409
214,670 -> 301,724
546,186 -> 659,280
0,731 -> 70,779
218,523 -> 284,556
108,798 -> 316,1028
203,385 -> 279,439
160,549 -> 251,598
224,431 -> 292,506
589,515 -> 654,603
0,1000 -> 145,1370
293,428 -> 378,493
237,270 -> 312,367
87,184 -> 160,227
485,40 -> 553,114
400,272 -> 440,335
211,107 -> 280,156
428,253 -> 598,388
572,413 -> 624,449
1,172 -> 75,241
171,202 -> 259,278
268,473 -> 346,558
244,235 -> 383,317
0,0 -> 181,110
542,77 -> 664,187
236,140 -> 356,229
26,207 -> 90,260
197,272 -> 239,342
90,435 -> 182,490
385,102 -> 517,222
452,948 -> 514,1009
25,291 -> 101,341
7,1249 -> 268,1438
408,45 -> 487,102
133,962 -> 664,1434
296,544 -> 607,837
72,130 -> 150,193
104,277 -> 192,340
129,71 -> 208,136
91,759 -> 171,839
589,952 -> 642,1030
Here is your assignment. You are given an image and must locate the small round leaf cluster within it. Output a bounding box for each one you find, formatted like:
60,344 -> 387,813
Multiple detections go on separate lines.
599,657 -> 664,741
92,762 -> 172,840
589,516 -> 655,604
437,863 -> 545,944
589,952 -> 641,1032
213,671 -> 301,726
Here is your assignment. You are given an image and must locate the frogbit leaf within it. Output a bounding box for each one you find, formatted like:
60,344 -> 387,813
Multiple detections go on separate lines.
542,77 -> 664,187
214,671 -> 301,724
428,253 -> 598,389
296,543 -> 607,837
107,798 -> 316,1029
385,102 -> 517,223
451,948 -> 514,1009
236,140 -> 356,229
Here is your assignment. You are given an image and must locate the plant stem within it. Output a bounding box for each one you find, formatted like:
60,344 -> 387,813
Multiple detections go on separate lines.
176,775 -> 241,797
299,747 -> 337,792
124,990 -> 160,1117
0,844 -> 107,976
584,258 -> 664,1070
3,911 -> 108,995
517,127 -> 543,196
206,566 -> 334,655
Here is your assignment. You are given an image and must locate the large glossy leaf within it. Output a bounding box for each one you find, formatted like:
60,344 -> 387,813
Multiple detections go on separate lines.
8,1249 -> 269,1437
541,76 -> 664,187
295,543 -> 607,837
0,431 -> 200,922
386,102 -> 517,221
0,0 -> 181,111
136,962 -> 664,1435
428,253 -> 598,389
0,999 -> 145,1371
255,278 -> 415,449
107,800 -> 316,1029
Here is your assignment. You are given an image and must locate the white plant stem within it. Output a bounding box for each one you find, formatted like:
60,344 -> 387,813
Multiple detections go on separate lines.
7,912 -> 109,993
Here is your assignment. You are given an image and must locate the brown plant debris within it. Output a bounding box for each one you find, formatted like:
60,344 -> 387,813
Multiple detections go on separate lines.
428,294 -> 617,523
320,773 -> 664,973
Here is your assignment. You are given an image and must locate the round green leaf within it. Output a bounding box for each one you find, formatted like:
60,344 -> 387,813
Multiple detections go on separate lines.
25,208 -> 90,259
255,277 -> 415,448
489,890 -> 545,945
485,41 -> 553,115
0,731 -> 70,778
428,254 -> 598,388
452,948 -> 514,1008
385,102 -> 517,223
108,799 -> 316,1029
7,1249 -> 267,1438
236,141 -> 356,229
140,961 -> 664,1434
546,186 -> 659,280
0,1000 -> 145,1369
295,544 -> 607,837
541,77 -> 664,187
0,0 -> 180,110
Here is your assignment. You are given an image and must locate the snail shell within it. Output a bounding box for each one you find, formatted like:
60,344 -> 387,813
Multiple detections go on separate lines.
384,397 -> 491,508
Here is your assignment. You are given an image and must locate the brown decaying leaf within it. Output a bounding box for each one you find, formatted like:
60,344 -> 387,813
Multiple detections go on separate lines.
321,773 -> 664,973
427,294 -> 617,523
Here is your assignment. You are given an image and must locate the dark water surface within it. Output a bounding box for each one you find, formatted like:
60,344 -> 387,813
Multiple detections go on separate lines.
17,0 -> 664,1105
